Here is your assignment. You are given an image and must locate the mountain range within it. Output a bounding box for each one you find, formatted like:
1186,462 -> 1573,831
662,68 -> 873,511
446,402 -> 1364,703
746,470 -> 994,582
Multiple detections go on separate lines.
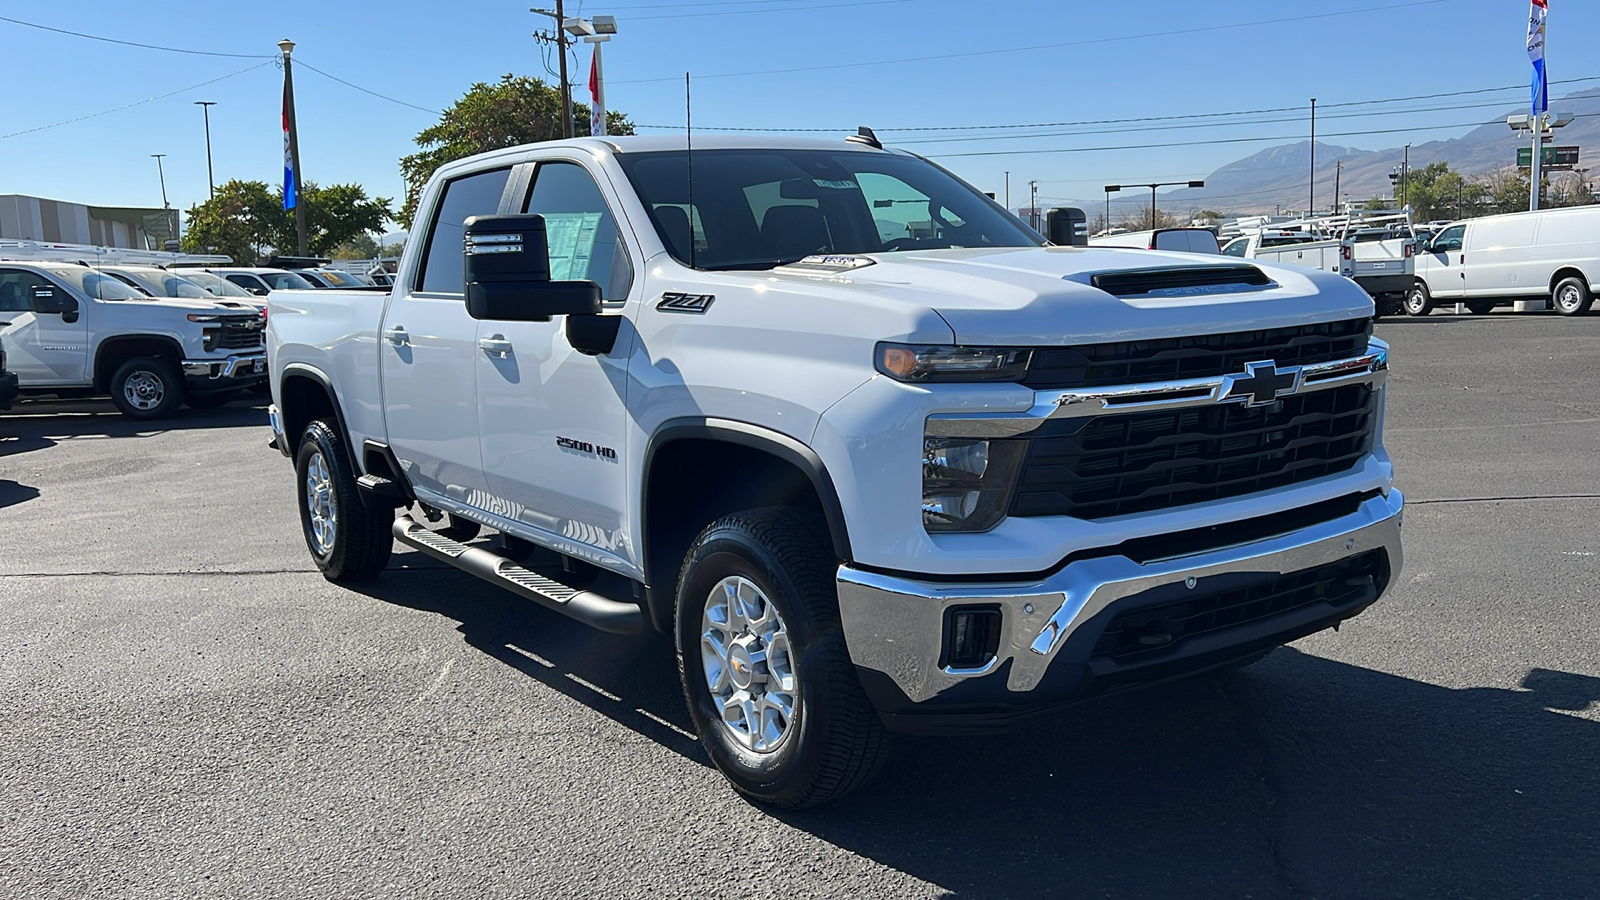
1147,88 -> 1600,217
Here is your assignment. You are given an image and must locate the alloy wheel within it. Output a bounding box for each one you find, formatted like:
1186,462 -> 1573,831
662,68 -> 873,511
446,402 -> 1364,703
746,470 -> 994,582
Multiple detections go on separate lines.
700,575 -> 798,753
123,370 -> 165,411
304,450 -> 338,555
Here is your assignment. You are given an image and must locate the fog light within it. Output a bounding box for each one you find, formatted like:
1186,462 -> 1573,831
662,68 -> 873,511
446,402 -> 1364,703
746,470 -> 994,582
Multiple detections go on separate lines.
924,438 -> 989,478
923,491 -> 980,525
943,605 -> 1002,670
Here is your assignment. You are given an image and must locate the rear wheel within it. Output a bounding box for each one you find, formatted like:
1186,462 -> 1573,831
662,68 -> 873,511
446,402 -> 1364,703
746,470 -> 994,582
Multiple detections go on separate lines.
1404,281 -> 1433,316
296,419 -> 393,582
1465,300 -> 1497,315
675,507 -> 887,808
1553,276 -> 1593,316
109,357 -> 183,419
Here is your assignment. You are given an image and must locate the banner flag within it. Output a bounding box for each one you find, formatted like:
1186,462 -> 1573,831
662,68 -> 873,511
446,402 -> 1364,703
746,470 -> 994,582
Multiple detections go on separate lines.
1528,0 -> 1549,115
283,71 -> 296,210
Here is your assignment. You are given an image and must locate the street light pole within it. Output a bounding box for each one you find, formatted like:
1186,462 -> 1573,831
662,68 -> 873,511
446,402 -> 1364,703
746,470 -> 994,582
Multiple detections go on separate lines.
1401,143 -> 1411,208
151,153 -> 174,247
1029,180 -> 1038,230
279,38 -> 307,256
1106,180 -> 1205,232
1004,171 -> 1009,212
194,101 -> 217,199
1309,98 -> 1317,215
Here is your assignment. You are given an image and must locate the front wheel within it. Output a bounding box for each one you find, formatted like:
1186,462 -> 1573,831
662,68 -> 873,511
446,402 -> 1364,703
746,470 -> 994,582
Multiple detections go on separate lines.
675,508 -> 888,808
109,357 -> 183,419
1553,276 -> 1593,316
296,419 -> 393,582
1404,282 -> 1433,317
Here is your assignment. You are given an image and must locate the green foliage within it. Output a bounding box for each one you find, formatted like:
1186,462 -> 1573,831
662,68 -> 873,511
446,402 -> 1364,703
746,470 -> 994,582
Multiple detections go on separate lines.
331,234 -> 380,259
397,74 -> 636,227
182,180 -> 392,262
1396,161 -> 1595,221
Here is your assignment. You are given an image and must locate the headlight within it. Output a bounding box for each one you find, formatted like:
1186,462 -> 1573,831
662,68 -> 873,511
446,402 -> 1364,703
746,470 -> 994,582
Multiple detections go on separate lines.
923,436 -> 1026,532
187,314 -> 221,323
877,343 -> 1031,383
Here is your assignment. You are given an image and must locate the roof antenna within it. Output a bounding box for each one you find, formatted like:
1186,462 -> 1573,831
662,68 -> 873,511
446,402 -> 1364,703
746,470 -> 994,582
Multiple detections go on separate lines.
846,126 -> 883,149
685,71 -> 697,270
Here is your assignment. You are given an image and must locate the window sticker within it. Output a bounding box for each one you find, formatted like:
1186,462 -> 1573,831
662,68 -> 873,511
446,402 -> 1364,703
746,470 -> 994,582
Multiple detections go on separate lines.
812,179 -> 859,190
542,211 -> 603,281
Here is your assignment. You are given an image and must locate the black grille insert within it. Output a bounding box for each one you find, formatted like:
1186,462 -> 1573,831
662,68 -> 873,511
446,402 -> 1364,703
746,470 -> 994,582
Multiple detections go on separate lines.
1023,318 -> 1371,390
1090,265 -> 1273,298
1091,550 -> 1384,662
1012,383 -> 1377,520
216,317 -> 265,350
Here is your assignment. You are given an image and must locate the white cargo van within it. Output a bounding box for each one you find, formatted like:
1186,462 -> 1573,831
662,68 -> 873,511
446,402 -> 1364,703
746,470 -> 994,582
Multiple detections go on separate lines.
1407,206 -> 1600,316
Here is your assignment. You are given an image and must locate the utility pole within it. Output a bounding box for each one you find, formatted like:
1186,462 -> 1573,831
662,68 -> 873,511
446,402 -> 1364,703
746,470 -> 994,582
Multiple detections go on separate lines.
531,4 -> 574,138
1401,143 -> 1411,208
279,39 -> 307,256
1004,171 -> 1009,211
194,101 -> 217,199
1333,159 -> 1342,214
1028,180 -> 1038,230
1309,98 -> 1317,215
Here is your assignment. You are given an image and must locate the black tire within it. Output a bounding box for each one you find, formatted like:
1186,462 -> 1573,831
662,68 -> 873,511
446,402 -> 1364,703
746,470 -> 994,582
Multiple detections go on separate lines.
1553,276 -> 1593,316
184,390 -> 237,410
296,419 -> 393,582
675,507 -> 888,808
108,356 -> 183,419
1465,300 -> 1497,316
1404,281 -> 1433,317
436,514 -> 481,542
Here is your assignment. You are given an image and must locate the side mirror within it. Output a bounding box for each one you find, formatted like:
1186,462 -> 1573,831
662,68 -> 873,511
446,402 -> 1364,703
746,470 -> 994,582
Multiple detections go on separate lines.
32,285 -> 77,320
463,214 -> 603,322
1044,207 -> 1089,246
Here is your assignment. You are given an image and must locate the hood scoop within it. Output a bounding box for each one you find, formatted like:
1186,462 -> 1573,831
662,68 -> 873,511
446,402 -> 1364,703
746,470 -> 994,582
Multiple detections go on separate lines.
1077,265 -> 1275,299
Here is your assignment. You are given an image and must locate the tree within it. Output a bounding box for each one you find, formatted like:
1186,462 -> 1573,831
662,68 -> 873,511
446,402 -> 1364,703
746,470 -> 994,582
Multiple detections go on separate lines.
182,180 -> 391,262
331,234 -> 380,259
1193,209 -> 1224,225
181,179 -> 279,263
398,74 -> 636,227
1117,204 -> 1179,231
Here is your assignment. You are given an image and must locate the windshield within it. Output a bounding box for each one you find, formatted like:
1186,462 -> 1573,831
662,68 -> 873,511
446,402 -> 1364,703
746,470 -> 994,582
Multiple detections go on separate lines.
182,271 -> 256,298
115,269 -> 213,299
259,271 -> 316,290
616,148 -> 1042,270
58,268 -> 145,301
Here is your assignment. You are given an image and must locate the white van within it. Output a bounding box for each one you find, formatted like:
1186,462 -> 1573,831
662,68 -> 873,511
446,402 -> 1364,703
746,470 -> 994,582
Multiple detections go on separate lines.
1089,227 -> 1220,254
1407,206 -> 1600,316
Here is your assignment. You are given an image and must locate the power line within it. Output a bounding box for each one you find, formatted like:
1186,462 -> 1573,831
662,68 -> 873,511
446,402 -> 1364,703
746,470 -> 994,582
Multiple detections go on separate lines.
0,61 -> 275,141
0,14 -> 272,58
610,0 -> 1449,84
629,0 -> 914,20
295,60 -> 442,115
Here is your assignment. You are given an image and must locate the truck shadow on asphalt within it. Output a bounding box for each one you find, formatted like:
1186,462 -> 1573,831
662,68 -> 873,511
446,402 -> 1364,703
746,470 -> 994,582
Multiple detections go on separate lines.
357,553 -> 1599,899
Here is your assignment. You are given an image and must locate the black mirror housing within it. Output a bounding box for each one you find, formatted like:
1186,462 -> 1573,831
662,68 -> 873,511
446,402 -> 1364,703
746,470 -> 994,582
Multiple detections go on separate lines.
1045,207 -> 1089,246
31,286 -> 75,315
464,214 -> 603,322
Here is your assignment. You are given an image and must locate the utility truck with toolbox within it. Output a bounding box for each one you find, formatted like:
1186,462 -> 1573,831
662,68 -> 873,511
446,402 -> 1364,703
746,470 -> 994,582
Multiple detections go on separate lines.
1222,212 -> 1418,316
266,133 -> 1404,808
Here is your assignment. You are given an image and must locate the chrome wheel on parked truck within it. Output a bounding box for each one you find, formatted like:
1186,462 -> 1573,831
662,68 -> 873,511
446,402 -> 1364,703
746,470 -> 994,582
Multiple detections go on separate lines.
1553,276 -> 1593,316
109,356 -> 183,419
675,507 -> 887,808
295,419 -> 394,582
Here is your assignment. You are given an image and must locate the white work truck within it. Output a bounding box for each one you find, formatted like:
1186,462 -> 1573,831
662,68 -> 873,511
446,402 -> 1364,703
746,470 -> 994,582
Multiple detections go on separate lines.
0,260 -> 267,416
266,134 -> 1403,807
1222,213 -> 1417,316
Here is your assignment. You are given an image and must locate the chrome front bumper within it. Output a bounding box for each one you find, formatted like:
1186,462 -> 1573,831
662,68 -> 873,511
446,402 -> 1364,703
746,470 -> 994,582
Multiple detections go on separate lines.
836,490 -> 1403,707
182,352 -> 268,381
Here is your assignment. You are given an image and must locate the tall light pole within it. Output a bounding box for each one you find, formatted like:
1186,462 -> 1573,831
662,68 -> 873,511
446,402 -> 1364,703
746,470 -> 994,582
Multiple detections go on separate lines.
151,154 -> 174,248
1309,98 -> 1317,215
1509,112 -> 1575,211
1029,180 -> 1038,230
194,101 -> 217,199
1106,180 -> 1206,231
564,15 -> 617,136
532,4 -> 574,138
1004,171 -> 1010,211
279,38 -> 307,256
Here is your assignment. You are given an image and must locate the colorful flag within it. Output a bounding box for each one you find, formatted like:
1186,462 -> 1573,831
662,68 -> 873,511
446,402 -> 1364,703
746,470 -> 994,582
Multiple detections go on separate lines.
589,48 -> 604,137
283,71 -> 296,210
1527,0 -> 1548,115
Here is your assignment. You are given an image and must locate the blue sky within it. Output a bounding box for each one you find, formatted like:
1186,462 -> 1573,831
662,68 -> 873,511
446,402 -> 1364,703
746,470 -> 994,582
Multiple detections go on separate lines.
0,0 -> 1591,226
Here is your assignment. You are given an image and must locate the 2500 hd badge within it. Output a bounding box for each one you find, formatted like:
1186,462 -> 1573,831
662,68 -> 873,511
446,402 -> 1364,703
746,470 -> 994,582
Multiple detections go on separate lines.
557,435 -> 617,460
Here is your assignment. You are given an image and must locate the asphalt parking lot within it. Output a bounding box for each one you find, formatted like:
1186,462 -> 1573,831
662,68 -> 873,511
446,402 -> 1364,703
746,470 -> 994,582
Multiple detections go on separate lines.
2,311 -> 1597,899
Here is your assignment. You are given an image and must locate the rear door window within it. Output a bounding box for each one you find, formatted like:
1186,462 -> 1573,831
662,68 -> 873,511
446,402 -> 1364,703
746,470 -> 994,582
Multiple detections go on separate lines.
417,167 -> 513,294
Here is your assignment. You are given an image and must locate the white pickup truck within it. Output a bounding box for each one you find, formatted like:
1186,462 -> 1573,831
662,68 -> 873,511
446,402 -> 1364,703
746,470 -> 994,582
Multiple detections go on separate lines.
1222,216 -> 1416,316
0,261 -> 267,416
266,134 -> 1403,807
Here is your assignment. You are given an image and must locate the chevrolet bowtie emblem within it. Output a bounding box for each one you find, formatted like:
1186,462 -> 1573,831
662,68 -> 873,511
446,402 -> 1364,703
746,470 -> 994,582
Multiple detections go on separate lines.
1222,361 -> 1301,407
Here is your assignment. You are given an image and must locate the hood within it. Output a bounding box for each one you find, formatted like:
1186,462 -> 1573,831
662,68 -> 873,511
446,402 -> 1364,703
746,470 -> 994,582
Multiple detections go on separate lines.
764,246 -> 1374,345
124,296 -> 261,315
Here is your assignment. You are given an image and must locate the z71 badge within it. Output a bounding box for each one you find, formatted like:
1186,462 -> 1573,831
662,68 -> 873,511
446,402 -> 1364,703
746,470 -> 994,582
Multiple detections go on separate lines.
657,292 -> 715,314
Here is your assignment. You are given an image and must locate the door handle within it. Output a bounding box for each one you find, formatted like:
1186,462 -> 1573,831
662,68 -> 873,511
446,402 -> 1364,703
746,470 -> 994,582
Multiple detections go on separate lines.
383,326 -> 409,346
478,336 -> 513,358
